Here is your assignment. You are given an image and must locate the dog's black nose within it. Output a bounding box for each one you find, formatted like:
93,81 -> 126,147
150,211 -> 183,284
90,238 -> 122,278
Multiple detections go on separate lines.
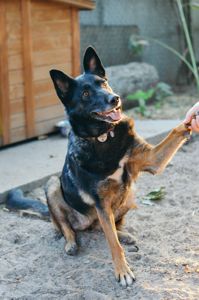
108,95 -> 120,105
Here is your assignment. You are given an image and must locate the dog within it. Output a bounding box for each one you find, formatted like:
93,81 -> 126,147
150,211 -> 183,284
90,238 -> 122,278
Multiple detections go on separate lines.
46,46 -> 192,286
7,46 -> 192,287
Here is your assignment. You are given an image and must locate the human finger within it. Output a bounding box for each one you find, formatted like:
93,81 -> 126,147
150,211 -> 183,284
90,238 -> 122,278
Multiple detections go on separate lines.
184,107 -> 196,123
196,115 -> 199,128
184,102 -> 199,123
191,118 -> 199,132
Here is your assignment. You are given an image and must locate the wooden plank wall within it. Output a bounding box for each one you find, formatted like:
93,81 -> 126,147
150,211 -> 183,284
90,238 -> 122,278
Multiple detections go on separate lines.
0,1 -> 10,145
21,0 -> 35,138
0,0 -> 80,146
31,0 -> 72,136
71,8 -> 80,77
2,0 -> 26,144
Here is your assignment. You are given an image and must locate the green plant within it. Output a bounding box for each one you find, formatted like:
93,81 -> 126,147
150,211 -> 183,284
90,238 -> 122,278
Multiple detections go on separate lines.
176,0 -> 199,90
127,82 -> 173,116
141,187 -> 166,206
127,88 -> 155,116
129,35 -> 148,57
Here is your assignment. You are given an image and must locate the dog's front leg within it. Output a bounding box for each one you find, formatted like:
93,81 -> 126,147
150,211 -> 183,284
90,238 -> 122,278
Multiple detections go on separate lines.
139,123 -> 191,175
96,204 -> 135,287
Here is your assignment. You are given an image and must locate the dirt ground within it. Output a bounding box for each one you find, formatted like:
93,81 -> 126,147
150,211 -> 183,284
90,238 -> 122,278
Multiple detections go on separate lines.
0,137 -> 199,300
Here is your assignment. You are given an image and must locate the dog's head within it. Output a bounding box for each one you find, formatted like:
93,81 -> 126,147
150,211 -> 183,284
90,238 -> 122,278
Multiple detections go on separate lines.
50,46 -> 122,138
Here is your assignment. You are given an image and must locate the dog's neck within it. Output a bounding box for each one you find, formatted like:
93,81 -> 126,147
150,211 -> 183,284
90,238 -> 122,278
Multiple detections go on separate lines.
79,125 -> 116,143
96,127 -> 115,142
69,115 -> 116,140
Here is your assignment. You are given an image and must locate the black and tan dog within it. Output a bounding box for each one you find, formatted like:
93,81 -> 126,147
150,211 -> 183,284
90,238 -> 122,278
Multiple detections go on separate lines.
46,47 -> 192,286
7,46 -> 192,287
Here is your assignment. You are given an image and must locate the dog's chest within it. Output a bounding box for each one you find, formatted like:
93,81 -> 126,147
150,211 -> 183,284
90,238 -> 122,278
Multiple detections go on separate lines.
108,155 -> 129,183
98,154 -> 132,209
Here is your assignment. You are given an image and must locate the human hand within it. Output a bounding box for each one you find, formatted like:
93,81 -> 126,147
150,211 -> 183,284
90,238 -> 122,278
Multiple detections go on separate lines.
183,102 -> 199,132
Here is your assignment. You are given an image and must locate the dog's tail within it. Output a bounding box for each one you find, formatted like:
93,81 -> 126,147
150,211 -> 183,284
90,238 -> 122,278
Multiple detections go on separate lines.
6,188 -> 49,219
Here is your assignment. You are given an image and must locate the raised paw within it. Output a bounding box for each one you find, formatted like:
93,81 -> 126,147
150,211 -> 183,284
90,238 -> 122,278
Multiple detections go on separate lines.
65,241 -> 78,256
174,123 -> 192,138
117,230 -> 138,248
115,262 -> 136,287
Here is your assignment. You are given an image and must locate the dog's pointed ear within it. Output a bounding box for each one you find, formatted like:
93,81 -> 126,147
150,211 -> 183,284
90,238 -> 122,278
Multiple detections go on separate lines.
83,46 -> 106,78
49,69 -> 76,105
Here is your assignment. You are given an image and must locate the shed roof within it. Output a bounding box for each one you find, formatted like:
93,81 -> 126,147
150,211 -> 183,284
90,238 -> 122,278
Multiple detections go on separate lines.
49,0 -> 95,10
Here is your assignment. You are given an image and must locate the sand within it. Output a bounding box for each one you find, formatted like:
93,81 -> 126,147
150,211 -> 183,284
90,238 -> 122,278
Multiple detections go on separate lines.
0,137 -> 199,300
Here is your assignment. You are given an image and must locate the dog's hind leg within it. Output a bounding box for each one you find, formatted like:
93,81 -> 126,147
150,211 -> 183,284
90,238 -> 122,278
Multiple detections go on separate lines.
117,230 -> 138,247
114,192 -> 138,248
46,176 -> 78,256
51,206 -> 77,255
50,212 -> 63,240
59,218 -> 78,255
51,212 -> 61,233
116,218 -> 138,249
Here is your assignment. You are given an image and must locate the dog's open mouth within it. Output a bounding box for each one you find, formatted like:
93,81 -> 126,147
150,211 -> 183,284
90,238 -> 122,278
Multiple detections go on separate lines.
93,106 -> 122,123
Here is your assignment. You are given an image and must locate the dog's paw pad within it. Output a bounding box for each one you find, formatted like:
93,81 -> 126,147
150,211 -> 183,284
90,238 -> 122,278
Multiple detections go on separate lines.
65,242 -> 78,256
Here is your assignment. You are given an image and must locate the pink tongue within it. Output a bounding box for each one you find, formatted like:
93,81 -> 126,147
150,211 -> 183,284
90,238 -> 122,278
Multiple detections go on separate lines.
108,109 -> 121,121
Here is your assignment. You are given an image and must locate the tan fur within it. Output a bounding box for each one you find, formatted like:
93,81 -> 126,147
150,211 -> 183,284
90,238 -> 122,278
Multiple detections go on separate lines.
108,155 -> 129,182
46,122 -> 191,283
95,123 -> 191,284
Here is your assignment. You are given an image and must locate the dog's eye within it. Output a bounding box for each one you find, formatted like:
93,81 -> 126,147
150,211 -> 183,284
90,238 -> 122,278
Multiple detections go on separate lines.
83,91 -> 89,97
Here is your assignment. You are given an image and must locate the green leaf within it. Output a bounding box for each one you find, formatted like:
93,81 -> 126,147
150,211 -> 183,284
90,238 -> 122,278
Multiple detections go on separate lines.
127,88 -> 155,101
136,98 -> 146,116
143,187 -> 166,202
129,35 -> 149,56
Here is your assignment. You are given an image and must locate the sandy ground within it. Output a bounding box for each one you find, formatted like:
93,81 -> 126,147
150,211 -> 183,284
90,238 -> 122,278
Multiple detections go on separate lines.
0,137 -> 199,300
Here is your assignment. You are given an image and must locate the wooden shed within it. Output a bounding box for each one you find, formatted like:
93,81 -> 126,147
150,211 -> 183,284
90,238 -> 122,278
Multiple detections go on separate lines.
0,0 -> 94,146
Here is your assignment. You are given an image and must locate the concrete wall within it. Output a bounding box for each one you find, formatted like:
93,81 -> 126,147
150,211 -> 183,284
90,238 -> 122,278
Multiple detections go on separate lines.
192,3 -> 199,62
80,0 -> 184,83
80,25 -> 138,67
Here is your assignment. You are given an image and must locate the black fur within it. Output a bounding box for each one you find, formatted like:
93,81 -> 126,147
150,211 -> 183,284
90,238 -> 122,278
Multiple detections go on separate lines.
7,46 -> 137,217
50,47 -> 120,138
50,46 -> 137,214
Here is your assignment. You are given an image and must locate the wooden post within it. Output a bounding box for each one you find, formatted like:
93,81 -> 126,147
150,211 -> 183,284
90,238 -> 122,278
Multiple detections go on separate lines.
0,2 -> 10,145
21,0 -> 35,138
71,8 -> 80,77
